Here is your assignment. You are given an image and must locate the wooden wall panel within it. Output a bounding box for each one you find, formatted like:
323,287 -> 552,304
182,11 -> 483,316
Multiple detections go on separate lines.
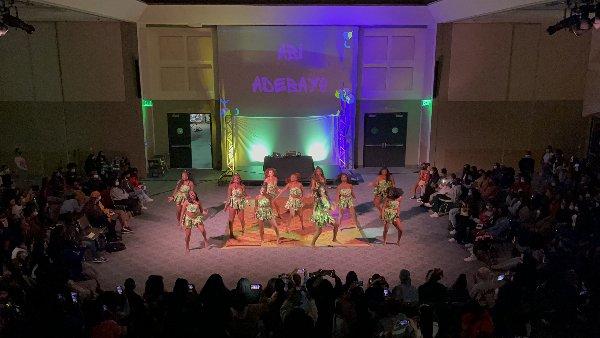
508,24 -> 540,101
57,22 -> 126,102
535,27 -> 590,101
0,30 -> 34,101
448,23 -> 513,101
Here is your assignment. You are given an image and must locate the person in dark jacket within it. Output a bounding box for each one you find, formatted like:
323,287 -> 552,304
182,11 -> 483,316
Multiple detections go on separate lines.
518,151 -> 535,179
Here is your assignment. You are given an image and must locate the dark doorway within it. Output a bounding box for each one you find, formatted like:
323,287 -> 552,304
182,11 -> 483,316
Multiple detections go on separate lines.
168,113 -> 213,169
168,113 -> 192,168
363,112 -> 408,167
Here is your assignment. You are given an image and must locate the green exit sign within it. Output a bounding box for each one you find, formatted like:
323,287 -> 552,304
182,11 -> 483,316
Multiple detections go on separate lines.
142,99 -> 153,107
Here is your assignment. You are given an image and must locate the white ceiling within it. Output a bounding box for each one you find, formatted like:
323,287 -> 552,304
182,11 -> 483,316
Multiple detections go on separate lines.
23,0 -> 560,23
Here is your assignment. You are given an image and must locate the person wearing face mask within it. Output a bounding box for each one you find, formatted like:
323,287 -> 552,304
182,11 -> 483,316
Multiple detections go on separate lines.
84,153 -> 97,175
65,163 -> 79,186
82,191 -> 119,241
121,173 -> 152,209
518,151 -> 535,180
110,179 -> 141,213
82,171 -> 103,196
0,211 -> 9,231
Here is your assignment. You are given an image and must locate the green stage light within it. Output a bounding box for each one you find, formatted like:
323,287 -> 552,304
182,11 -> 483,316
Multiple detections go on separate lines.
250,144 -> 269,162
307,142 -> 328,161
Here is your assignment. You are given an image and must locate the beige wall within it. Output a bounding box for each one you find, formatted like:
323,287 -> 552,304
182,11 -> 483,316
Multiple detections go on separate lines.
137,26 -> 219,169
356,27 -> 436,167
0,22 -> 145,177
431,23 -> 591,173
584,31 -> 600,116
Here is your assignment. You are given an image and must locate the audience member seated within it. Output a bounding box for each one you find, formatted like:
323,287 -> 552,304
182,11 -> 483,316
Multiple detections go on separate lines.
82,191 -> 120,241
425,175 -> 462,217
110,179 -> 141,214
121,172 -> 152,209
518,150 -> 535,180
391,269 -> 419,309
419,166 -> 440,203
59,192 -> 82,221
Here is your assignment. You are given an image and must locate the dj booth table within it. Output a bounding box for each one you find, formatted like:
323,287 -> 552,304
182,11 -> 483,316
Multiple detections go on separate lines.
263,155 -> 315,182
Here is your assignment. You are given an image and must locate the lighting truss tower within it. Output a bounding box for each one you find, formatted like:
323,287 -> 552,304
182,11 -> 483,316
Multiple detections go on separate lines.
336,89 -> 354,169
218,102 -> 236,185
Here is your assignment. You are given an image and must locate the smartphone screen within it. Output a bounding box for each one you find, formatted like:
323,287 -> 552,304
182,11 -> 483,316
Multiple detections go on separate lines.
251,284 -> 261,290
116,286 -> 123,295
497,274 -> 505,281
71,292 -> 78,303
383,288 -> 390,297
188,283 -> 194,291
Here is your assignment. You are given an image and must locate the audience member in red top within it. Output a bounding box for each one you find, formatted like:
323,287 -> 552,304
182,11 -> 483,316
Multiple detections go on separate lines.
460,303 -> 494,338
411,163 -> 431,199
509,174 -> 531,196
91,310 -> 124,338
477,172 -> 498,201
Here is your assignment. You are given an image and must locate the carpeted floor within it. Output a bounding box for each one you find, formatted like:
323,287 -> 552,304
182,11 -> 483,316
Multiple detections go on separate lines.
93,168 -> 483,290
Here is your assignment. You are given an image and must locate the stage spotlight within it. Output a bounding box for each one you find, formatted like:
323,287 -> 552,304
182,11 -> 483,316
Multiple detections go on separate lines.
250,144 -> 269,162
0,21 -> 7,37
307,142 -> 328,161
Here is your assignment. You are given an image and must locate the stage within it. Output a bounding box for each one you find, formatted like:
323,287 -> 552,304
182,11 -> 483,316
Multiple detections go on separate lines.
93,167 -> 483,290
232,164 -> 360,185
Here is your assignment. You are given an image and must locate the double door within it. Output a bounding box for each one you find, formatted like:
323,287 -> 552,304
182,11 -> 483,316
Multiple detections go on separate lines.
363,112 -> 407,167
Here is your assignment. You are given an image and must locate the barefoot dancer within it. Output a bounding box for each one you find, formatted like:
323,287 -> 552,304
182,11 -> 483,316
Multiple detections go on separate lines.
263,168 -> 280,199
370,167 -> 394,217
336,173 -> 359,227
180,191 -> 209,252
225,173 -> 247,239
254,183 -> 282,244
277,173 -> 304,232
310,166 -> 326,194
311,184 -> 338,246
168,170 -> 195,224
382,188 -> 404,245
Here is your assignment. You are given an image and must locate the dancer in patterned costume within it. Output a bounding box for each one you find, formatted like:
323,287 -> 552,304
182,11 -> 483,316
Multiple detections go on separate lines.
254,183 -> 282,244
310,184 -> 338,246
179,191 -> 208,252
370,167 -> 395,218
382,187 -> 404,245
277,173 -> 305,232
225,173 -> 247,239
168,170 -> 195,224
336,173 -> 359,227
